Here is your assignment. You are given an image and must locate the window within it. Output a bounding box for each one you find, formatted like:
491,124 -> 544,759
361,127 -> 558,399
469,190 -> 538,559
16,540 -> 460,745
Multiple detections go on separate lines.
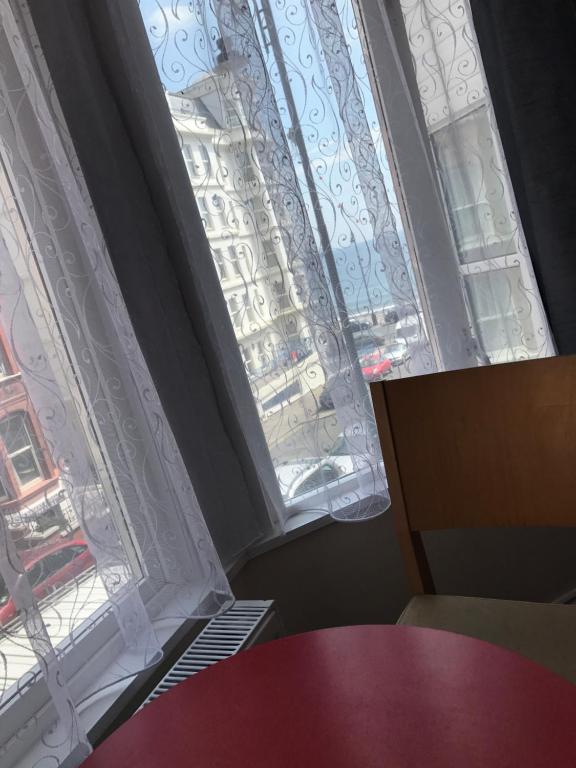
465,267 -> 529,354
182,142 -> 196,177
264,248 -> 279,270
0,413 -> 43,487
198,143 -> 211,174
211,194 -> 226,227
139,0 -> 552,528
227,294 -> 242,326
27,561 -> 45,589
272,280 -> 290,311
428,108 -> 544,360
431,108 -> 516,265
198,196 -> 213,229
183,141 -> 211,178
213,248 -> 228,280
228,245 -> 242,277
396,2 -> 550,364
0,344 -> 9,377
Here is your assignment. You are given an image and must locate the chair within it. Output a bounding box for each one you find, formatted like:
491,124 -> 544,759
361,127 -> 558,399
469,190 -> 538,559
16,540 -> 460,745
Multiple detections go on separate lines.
371,355 -> 576,685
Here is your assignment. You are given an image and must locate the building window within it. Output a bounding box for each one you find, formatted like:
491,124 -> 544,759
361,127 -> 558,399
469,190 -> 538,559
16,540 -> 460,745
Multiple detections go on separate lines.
227,294 -> 242,326
213,248 -> 228,280
198,143 -> 211,174
211,193 -> 226,227
0,412 -> 44,487
183,142 -> 211,178
0,339 -> 12,377
273,280 -> 290,310
228,245 -> 242,276
182,142 -> 196,177
198,197 -> 213,229
263,245 -> 279,270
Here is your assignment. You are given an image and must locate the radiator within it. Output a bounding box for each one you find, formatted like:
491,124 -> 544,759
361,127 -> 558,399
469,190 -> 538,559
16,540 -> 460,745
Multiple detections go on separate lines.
139,600 -> 280,708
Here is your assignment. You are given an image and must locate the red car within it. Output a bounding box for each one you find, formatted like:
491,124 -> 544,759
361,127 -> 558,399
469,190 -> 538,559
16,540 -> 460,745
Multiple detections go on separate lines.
360,350 -> 393,381
0,539 -> 95,626
355,337 -> 393,381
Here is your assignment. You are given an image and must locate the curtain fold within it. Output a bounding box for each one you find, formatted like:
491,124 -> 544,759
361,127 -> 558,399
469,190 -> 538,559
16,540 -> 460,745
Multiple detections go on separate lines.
213,0 -> 388,519
26,0 -> 278,562
0,1 -> 232,765
470,0 -> 576,354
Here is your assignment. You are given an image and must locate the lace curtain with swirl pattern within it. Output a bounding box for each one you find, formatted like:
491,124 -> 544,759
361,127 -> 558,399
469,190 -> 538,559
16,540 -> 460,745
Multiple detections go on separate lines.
139,0 -> 441,524
0,2 -> 232,766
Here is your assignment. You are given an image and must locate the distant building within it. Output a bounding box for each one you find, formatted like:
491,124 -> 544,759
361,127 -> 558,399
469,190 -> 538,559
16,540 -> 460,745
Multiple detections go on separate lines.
0,325 -> 75,548
168,70 -> 309,381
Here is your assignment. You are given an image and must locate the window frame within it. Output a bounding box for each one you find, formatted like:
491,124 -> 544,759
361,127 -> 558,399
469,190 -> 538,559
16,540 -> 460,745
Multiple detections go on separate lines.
0,412 -> 44,488
427,102 -> 549,361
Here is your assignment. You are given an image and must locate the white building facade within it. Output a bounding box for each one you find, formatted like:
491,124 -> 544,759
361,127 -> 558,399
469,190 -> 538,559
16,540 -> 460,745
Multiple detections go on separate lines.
169,77 -> 319,416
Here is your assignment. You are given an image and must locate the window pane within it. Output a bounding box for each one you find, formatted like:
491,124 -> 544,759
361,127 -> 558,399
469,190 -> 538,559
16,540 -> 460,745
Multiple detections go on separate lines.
431,108 -> 516,265
0,413 -> 43,486
466,267 -> 532,355
11,447 -> 41,486
139,0 -> 432,519
0,413 -> 30,454
0,346 -> 8,377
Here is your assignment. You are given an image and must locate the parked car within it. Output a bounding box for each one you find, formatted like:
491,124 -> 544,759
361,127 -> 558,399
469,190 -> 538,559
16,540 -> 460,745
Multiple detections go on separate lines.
354,336 -> 393,382
275,432 -> 374,499
275,452 -> 356,500
395,316 -> 422,346
348,319 -> 372,334
384,340 -> 410,367
0,539 -> 95,626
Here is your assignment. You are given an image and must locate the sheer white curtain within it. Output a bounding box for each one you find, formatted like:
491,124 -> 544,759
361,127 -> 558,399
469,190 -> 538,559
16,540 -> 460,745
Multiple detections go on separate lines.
0,2 -> 232,766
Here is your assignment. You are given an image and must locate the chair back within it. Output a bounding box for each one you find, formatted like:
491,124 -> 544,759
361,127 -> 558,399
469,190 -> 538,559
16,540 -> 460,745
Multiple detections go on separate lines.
371,356 -> 576,592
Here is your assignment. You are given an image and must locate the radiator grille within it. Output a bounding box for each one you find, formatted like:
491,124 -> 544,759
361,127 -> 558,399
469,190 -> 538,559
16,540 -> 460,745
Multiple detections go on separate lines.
140,600 -> 274,708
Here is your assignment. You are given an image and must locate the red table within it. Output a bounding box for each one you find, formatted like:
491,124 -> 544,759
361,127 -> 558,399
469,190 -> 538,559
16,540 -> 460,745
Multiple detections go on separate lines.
84,625 -> 576,767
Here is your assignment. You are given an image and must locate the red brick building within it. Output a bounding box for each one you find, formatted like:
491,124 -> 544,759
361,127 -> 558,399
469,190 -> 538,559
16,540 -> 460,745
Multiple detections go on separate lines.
0,326 -> 72,548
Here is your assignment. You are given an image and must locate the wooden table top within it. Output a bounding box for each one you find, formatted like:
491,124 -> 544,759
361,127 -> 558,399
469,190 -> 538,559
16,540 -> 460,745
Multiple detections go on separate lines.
83,625 -> 576,767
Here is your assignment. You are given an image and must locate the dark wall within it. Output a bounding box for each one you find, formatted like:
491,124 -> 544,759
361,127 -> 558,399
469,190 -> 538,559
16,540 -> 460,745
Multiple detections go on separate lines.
232,512 -> 576,634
